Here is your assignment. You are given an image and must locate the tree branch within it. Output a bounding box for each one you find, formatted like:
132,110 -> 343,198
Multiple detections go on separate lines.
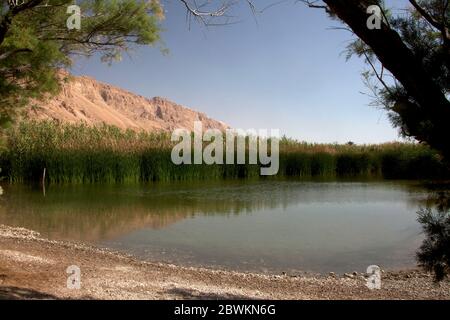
0,0 -> 45,45
0,48 -> 32,61
298,0 -> 330,13
409,0 -> 450,47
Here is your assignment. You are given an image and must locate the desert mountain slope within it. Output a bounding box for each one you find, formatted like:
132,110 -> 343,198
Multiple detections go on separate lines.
25,73 -> 228,132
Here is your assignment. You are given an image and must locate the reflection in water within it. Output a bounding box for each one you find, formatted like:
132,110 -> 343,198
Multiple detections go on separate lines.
0,180 -> 435,274
416,187 -> 450,281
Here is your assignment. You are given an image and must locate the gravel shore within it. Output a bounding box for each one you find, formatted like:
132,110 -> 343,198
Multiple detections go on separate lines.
0,224 -> 449,300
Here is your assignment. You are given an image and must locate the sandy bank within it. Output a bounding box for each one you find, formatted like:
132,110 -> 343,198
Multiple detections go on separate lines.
0,225 -> 448,300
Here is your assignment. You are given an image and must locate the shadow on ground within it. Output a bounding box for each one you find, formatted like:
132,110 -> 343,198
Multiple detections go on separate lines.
0,286 -> 59,300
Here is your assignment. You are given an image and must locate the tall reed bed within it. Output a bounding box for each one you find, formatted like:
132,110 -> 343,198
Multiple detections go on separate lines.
0,121 -> 447,184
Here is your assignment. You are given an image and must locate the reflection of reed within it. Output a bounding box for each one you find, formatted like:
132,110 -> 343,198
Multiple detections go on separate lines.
0,192 -> 197,241
0,181 -> 430,242
0,183 -> 265,241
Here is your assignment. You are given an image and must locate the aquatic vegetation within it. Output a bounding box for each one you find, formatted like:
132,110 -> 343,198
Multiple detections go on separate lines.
0,121 -> 447,184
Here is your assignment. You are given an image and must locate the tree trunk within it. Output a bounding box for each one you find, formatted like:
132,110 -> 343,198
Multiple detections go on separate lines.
323,0 -> 450,159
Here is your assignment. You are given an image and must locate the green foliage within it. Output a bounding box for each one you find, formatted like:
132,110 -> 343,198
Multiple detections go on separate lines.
1,121 -> 448,184
417,189 -> 450,281
345,0 -> 450,158
0,0 -> 163,123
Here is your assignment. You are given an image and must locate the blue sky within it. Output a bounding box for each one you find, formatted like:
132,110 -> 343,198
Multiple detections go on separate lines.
71,0 -> 405,144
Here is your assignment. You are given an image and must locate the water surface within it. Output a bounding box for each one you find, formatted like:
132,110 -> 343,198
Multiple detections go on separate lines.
0,180 -> 429,274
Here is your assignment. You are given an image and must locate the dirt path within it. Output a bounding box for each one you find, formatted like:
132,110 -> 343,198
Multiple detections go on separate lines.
0,225 -> 449,300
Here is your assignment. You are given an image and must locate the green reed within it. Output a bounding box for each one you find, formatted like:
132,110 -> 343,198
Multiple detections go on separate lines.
0,120 -> 447,184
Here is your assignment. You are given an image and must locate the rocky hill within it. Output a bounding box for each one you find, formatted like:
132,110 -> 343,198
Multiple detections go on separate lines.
25,72 -> 228,132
